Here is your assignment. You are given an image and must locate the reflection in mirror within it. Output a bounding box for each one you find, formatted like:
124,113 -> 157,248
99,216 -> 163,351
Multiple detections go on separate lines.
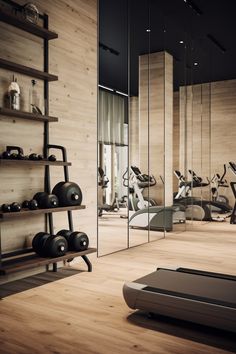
98,0 -> 236,255
128,0 -> 150,247
148,4 -> 166,242
98,0 -> 130,256
178,39 -> 212,227
209,28 -> 236,230
98,89 -> 128,256
162,15 -> 188,234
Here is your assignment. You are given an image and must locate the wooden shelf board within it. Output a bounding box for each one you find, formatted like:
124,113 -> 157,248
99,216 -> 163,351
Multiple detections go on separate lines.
0,248 -> 97,275
0,107 -> 58,122
0,205 -> 86,220
0,58 -> 58,81
0,159 -> 71,166
0,9 -> 58,40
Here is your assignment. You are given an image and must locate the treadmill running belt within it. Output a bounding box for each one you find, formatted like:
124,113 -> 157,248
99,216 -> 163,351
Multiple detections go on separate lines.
143,286 -> 236,309
135,269 -> 236,306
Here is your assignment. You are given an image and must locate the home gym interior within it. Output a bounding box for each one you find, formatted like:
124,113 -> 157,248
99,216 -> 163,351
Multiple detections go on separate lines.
0,0 -> 236,353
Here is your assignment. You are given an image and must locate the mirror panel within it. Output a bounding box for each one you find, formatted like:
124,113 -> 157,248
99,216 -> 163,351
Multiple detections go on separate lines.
128,0 -> 150,247
98,0 -> 129,256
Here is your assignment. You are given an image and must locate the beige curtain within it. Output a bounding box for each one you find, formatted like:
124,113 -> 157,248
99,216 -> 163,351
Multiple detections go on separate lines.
98,89 -> 127,145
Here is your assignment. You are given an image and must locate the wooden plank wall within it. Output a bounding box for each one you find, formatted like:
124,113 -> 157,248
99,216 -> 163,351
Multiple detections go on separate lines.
164,52 -> 173,206
139,51 -> 173,206
129,96 -> 139,167
178,79 -> 236,205
0,0 -> 97,274
173,91 -> 180,193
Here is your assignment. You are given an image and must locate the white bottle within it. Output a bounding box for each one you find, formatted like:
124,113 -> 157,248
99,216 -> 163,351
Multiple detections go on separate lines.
8,76 -> 20,110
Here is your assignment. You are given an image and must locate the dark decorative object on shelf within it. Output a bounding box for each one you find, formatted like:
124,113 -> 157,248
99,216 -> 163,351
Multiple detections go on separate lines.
22,3 -> 39,24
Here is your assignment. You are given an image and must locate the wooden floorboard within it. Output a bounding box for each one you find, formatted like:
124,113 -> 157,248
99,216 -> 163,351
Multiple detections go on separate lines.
0,221 -> 235,354
0,268 -> 81,298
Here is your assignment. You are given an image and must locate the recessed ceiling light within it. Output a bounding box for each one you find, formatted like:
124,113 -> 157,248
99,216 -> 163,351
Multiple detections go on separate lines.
194,62 -> 198,66
179,40 -> 184,44
146,29 -> 151,32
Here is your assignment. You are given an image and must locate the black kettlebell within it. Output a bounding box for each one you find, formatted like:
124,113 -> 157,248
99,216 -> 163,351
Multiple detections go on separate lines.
52,182 -> 83,207
10,202 -> 21,212
43,234 -> 68,257
29,153 -> 38,161
5,146 -> 24,160
1,204 -> 11,212
1,150 -> 11,159
48,155 -> 56,162
57,229 -> 89,251
34,192 -> 59,209
32,232 -> 51,256
10,153 -> 19,159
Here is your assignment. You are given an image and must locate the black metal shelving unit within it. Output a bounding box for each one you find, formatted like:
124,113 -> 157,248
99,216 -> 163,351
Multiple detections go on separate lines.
0,1 -> 96,275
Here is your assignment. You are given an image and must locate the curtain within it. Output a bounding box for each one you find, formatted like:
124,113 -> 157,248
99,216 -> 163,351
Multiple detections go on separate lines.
98,89 -> 127,146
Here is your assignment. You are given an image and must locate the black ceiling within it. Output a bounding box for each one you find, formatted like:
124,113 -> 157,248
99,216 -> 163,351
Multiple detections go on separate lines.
99,0 -> 236,95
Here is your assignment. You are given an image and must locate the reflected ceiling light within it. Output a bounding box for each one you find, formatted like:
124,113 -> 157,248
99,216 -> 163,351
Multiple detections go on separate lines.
183,0 -> 202,15
99,42 -> 120,56
194,62 -> 198,66
207,34 -> 226,53
179,40 -> 184,44
98,85 -> 128,97
116,91 -> 128,97
146,29 -> 151,32
98,84 -> 114,92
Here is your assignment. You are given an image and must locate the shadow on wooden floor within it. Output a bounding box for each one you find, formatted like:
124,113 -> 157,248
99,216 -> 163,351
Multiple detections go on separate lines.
127,311 -> 236,353
0,268 -> 82,298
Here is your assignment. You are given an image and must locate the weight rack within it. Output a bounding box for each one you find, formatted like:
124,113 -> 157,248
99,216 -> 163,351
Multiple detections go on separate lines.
0,0 -> 96,275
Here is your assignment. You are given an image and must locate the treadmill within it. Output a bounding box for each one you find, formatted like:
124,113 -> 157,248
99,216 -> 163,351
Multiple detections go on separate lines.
123,267 -> 236,333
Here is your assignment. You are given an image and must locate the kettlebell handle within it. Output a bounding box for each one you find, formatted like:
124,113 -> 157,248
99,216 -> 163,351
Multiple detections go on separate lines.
6,145 -> 24,155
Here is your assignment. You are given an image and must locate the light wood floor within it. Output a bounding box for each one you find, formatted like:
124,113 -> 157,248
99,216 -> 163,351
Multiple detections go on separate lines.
0,221 -> 236,354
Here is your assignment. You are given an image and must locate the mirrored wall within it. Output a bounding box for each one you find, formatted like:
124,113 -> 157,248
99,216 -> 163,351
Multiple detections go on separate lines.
98,0 -> 236,256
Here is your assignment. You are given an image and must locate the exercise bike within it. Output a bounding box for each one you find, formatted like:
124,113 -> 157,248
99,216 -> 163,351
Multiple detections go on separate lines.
125,166 -> 185,231
174,169 -> 231,221
208,164 -> 231,206
122,166 -> 157,211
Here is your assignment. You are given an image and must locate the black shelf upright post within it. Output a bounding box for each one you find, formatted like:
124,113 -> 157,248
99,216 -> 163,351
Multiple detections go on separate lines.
43,13 -> 53,236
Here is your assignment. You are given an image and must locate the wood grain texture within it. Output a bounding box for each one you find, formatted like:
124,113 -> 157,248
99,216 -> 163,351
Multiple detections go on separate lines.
173,91 -> 180,192
0,221 -> 235,353
0,0 -> 97,273
179,79 -> 236,205
139,51 -> 173,206
129,96 -> 139,166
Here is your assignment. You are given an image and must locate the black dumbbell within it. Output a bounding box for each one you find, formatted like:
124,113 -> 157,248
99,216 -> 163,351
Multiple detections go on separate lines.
44,235 -> 68,257
32,232 -> 51,256
57,229 -> 89,251
22,199 -> 38,210
1,203 -> 21,212
48,155 -> 56,162
32,232 -> 68,257
52,182 -> 83,207
37,154 -> 43,160
33,192 -> 59,209
1,204 -> 11,212
10,202 -> 21,212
